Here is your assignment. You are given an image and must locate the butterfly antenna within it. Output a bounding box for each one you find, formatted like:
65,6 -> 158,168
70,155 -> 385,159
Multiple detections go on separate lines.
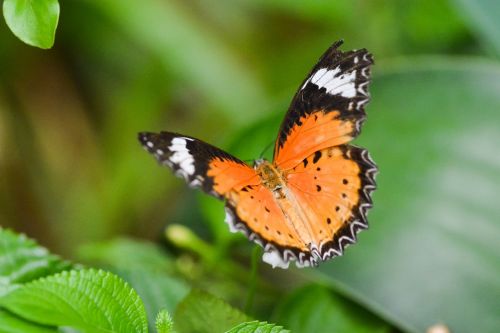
259,140 -> 274,159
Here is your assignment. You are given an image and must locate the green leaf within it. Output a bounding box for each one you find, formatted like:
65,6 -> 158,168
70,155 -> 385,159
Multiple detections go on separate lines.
0,269 -> 148,333
0,228 -> 71,294
273,285 -> 387,333
226,320 -> 290,333
174,289 -> 250,333
155,309 -> 174,333
314,59 -> 500,333
452,0 -> 500,57
0,309 -> 57,333
2,0 -> 60,49
78,238 -> 188,332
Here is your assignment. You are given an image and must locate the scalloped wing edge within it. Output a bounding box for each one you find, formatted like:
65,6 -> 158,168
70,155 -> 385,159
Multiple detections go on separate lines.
224,205 -> 317,269
319,147 -> 377,260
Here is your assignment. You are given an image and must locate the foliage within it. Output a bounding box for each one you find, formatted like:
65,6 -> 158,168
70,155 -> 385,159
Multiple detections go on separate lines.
0,228 -> 71,295
0,269 -> 149,332
226,320 -> 289,333
174,289 -> 250,333
0,229 -> 288,332
155,309 -> 175,333
273,285 -> 388,333
1,1 -> 499,332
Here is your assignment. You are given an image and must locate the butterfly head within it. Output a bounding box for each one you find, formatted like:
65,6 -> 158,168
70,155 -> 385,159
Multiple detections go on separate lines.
253,158 -> 267,168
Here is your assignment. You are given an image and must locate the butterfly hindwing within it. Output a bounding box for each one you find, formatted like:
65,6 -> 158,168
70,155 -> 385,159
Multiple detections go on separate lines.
286,144 -> 377,260
139,132 -> 258,199
224,184 -> 313,268
274,40 -> 373,170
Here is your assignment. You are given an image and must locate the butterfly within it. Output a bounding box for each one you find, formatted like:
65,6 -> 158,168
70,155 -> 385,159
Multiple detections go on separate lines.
139,40 -> 377,268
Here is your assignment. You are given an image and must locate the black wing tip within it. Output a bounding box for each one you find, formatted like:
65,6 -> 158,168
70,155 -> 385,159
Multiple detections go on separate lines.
138,131 -> 156,142
327,39 -> 373,59
332,39 -> 344,48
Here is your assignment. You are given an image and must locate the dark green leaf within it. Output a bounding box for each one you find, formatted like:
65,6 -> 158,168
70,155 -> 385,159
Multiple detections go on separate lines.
0,269 -> 148,332
174,289 -> 250,333
273,285 -> 387,333
226,320 -> 289,333
2,0 -> 59,49
0,228 -> 71,295
453,0 -> 500,56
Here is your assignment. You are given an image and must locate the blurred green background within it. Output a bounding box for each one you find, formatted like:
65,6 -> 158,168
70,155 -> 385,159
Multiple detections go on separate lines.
1,1 -> 499,332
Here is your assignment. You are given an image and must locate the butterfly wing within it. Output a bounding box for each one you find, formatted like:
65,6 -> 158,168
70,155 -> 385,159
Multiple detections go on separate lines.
139,132 -> 260,198
139,131 -> 311,268
271,40 -> 377,266
273,40 -> 373,170
285,145 -> 376,261
224,184 -> 313,268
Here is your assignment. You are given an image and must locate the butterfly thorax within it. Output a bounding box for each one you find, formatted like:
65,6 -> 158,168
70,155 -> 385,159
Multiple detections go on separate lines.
254,159 -> 285,193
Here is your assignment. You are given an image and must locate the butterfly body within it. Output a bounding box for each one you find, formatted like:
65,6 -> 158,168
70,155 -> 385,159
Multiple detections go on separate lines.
139,40 -> 377,268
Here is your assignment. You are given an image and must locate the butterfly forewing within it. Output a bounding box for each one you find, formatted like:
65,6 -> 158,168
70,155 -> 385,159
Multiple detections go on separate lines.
138,132 -> 258,198
273,40 -> 373,170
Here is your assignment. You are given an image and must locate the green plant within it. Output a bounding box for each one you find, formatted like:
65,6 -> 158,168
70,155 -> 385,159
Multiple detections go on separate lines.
0,229 -> 291,332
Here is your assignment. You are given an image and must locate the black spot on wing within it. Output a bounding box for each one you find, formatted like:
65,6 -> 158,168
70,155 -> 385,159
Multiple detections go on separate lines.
313,151 -> 322,163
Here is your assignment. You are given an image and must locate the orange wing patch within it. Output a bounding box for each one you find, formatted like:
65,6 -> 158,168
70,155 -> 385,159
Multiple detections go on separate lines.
207,158 -> 260,195
286,144 -> 376,260
224,184 -> 313,268
274,110 -> 358,170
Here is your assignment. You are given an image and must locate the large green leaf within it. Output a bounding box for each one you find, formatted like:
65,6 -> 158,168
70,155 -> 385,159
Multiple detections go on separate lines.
2,0 -> 59,49
273,285 -> 388,333
0,269 -> 148,333
174,289 -> 250,333
313,59 -> 500,333
215,58 -> 500,333
0,228 -> 71,295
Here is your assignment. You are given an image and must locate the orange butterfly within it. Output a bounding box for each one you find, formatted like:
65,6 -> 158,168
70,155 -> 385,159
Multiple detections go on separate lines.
139,40 -> 377,268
